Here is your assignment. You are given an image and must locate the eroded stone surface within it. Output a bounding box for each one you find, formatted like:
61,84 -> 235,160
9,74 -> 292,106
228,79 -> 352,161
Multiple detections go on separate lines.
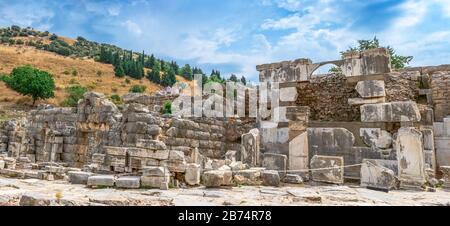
310,155 -> 344,184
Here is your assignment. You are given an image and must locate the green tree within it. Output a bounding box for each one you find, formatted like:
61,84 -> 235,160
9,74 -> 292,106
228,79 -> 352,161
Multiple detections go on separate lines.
240,76 -> 247,85
180,64 -> 193,80
161,67 -> 177,87
3,65 -> 55,105
114,65 -> 125,77
229,74 -> 238,82
342,36 -> 413,69
148,61 -> 161,84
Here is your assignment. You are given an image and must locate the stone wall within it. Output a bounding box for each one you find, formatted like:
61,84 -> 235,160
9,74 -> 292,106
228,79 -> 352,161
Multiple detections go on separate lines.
162,117 -> 255,159
430,72 -> 450,122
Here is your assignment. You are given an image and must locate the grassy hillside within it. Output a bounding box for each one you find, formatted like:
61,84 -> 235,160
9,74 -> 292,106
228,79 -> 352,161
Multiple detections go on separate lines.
0,44 -> 192,109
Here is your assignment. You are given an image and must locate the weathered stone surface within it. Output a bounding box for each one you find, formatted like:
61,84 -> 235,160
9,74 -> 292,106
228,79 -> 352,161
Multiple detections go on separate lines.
361,101 -> 421,122
229,161 -> 248,171
185,163 -> 201,186
141,176 -> 169,188
0,160 -> 4,169
142,166 -> 170,177
289,132 -> 308,172
19,194 -> 57,206
202,170 -> 232,187
395,127 -> 426,188
262,153 -> 287,176
356,80 -> 386,98
310,155 -> 344,184
283,174 -> 303,184
360,128 -> 393,149
262,170 -> 281,187
116,176 -> 141,189
361,159 -> 397,190
441,166 -> 450,189
241,129 -> 260,167
68,171 -> 93,185
234,169 -> 261,181
280,87 -> 298,102
87,175 -> 115,187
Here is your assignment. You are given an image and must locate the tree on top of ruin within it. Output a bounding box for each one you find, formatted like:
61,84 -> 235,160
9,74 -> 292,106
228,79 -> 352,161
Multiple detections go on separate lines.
342,36 -> 414,69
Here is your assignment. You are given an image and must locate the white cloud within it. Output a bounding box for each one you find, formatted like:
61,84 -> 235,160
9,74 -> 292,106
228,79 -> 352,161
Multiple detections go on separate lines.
122,20 -> 142,35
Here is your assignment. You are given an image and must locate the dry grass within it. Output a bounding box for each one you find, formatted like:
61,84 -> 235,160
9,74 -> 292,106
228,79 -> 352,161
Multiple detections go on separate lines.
0,44 -> 167,107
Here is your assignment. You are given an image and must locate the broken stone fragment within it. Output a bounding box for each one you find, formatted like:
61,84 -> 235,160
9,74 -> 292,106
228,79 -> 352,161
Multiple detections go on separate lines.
68,171 -> 93,185
283,174 -> 303,184
310,155 -> 344,185
360,128 -> 393,149
87,175 -> 116,187
0,160 -> 4,169
356,80 -> 386,98
234,169 -> 261,181
115,176 -> 141,189
225,150 -> 237,163
202,170 -> 233,188
185,163 -> 201,186
262,170 -> 281,187
229,161 -> 248,171
360,159 -> 397,191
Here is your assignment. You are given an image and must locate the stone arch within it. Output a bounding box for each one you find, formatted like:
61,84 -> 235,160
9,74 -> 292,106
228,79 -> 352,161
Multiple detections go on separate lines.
308,60 -> 345,79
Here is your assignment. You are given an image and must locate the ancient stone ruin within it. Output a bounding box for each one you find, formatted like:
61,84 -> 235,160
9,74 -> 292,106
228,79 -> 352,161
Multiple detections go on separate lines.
1,47 -> 450,193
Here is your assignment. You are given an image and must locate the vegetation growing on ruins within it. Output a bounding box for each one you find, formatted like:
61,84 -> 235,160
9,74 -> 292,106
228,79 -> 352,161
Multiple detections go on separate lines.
163,101 -> 172,115
61,85 -> 88,107
343,37 -> 413,69
1,65 -> 55,105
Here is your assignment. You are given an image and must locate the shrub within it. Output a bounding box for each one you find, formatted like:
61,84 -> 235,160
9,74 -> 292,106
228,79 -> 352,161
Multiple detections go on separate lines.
129,85 -> 146,93
72,69 -> 78,77
60,85 -> 88,107
63,70 -> 70,75
163,101 -> 172,115
125,78 -> 131,84
96,71 -> 102,77
110,94 -> 122,105
3,65 -> 55,105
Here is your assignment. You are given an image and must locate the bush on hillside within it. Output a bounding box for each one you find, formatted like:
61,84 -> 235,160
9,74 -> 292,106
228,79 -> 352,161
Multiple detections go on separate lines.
60,85 -> 88,107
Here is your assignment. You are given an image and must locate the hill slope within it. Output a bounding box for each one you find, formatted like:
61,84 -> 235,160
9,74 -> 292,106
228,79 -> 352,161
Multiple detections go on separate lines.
0,44 -> 191,108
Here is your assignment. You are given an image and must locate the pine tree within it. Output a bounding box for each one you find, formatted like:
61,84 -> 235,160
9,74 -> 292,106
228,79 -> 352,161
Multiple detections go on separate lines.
181,64 -> 193,80
162,67 -> 177,87
240,76 -> 247,85
229,74 -> 238,82
148,61 -> 161,84
114,65 -> 125,77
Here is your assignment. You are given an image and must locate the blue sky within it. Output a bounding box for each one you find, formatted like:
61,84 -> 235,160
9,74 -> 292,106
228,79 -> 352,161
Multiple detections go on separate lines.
1,0 -> 450,81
